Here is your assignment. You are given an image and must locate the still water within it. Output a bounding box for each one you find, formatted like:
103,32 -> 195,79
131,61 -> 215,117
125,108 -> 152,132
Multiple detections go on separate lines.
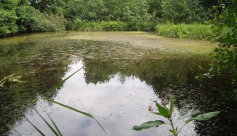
0,32 -> 236,136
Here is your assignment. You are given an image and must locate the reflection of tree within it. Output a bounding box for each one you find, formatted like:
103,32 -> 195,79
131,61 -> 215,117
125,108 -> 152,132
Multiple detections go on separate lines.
82,56 -> 237,135
0,41 -> 73,134
83,57 -> 199,86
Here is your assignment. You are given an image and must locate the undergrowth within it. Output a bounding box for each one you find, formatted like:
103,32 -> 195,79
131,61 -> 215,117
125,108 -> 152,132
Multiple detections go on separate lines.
155,23 -> 227,40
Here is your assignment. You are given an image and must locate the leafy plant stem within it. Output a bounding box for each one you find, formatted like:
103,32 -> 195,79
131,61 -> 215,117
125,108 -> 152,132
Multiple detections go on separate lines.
169,119 -> 177,136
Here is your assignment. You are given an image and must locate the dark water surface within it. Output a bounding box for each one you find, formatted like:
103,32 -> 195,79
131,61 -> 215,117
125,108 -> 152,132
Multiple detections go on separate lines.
0,32 -> 236,136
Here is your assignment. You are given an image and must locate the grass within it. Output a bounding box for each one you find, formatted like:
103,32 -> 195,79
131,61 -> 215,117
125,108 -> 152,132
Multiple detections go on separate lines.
155,23 -> 227,40
72,20 -> 155,31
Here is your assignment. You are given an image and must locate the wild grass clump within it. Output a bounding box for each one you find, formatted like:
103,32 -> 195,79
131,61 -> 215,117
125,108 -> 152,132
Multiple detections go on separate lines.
155,23 -> 227,40
72,20 -> 155,31
30,13 -> 67,32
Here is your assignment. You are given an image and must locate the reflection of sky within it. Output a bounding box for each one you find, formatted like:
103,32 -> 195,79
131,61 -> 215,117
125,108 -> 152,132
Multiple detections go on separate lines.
11,61 -> 196,136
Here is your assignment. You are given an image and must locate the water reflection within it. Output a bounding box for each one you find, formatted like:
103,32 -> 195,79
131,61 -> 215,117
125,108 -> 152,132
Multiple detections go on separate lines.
9,62 -> 196,136
0,34 -> 236,135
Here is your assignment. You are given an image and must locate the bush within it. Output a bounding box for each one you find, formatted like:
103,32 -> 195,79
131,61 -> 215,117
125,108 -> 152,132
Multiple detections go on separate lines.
0,9 -> 18,36
72,20 -> 157,32
15,5 -> 40,32
29,13 -> 67,32
72,20 -> 128,31
155,23 -> 226,40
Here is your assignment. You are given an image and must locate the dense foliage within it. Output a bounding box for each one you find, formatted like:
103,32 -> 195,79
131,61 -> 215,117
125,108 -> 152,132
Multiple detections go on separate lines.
0,0 -> 220,36
196,0 -> 237,99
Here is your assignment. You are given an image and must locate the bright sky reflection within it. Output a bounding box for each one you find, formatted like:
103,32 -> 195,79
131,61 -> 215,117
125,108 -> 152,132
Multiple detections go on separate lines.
11,61 -> 196,136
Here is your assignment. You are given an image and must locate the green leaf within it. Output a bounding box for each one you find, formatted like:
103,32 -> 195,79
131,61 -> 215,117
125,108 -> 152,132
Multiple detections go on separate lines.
7,124 -> 22,136
32,108 -> 59,136
23,116 -> 45,136
169,93 -> 174,116
185,117 -> 196,124
195,111 -> 220,121
45,99 -> 107,135
40,106 -> 62,136
185,111 -> 220,123
45,99 -> 93,118
153,112 -> 164,116
132,120 -> 165,131
154,101 -> 171,118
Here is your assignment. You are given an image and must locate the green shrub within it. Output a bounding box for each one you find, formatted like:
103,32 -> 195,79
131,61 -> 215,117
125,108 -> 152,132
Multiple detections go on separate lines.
72,20 -> 128,31
30,13 -> 67,32
72,19 -> 86,31
106,21 -> 127,31
155,23 -> 225,40
15,5 -> 40,32
72,20 -> 157,32
0,9 -> 18,36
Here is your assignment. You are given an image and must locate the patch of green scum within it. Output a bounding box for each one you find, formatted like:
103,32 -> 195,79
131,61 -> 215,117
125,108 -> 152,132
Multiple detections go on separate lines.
65,31 -> 218,56
128,31 -> 147,34
0,31 -> 69,46
0,31 -> 218,60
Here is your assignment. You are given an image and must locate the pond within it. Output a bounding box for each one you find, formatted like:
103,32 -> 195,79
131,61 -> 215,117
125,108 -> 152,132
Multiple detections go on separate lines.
0,31 -> 236,136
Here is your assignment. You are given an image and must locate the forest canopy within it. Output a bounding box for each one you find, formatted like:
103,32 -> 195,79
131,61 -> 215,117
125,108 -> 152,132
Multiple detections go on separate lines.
0,0 -> 222,36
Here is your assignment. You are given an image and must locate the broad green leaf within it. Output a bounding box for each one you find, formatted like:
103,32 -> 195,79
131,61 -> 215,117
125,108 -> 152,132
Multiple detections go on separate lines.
32,108 -> 59,136
195,111 -> 220,121
169,93 -> 174,116
153,112 -> 163,116
132,120 -> 165,131
185,111 -> 220,123
7,124 -> 22,136
24,116 -> 45,136
45,99 -> 107,135
154,101 -> 171,118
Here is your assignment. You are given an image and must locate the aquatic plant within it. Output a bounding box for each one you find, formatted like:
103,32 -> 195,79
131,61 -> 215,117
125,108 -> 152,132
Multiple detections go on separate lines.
132,93 -> 220,136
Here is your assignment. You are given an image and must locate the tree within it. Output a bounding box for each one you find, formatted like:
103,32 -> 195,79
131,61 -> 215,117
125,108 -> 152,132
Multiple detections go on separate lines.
209,0 -> 237,84
161,0 -> 208,24
0,9 -> 18,36
123,0 -> 151,22
197,0 -> 237,96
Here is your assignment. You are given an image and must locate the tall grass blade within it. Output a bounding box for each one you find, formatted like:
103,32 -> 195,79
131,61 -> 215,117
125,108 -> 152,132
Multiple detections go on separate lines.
0,64 -> 86,131
45,98 -> 107,135
32,107 -> 59,136
40,106 -> 62,136
23,116 -> 45,136
7,124 -> 22,136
